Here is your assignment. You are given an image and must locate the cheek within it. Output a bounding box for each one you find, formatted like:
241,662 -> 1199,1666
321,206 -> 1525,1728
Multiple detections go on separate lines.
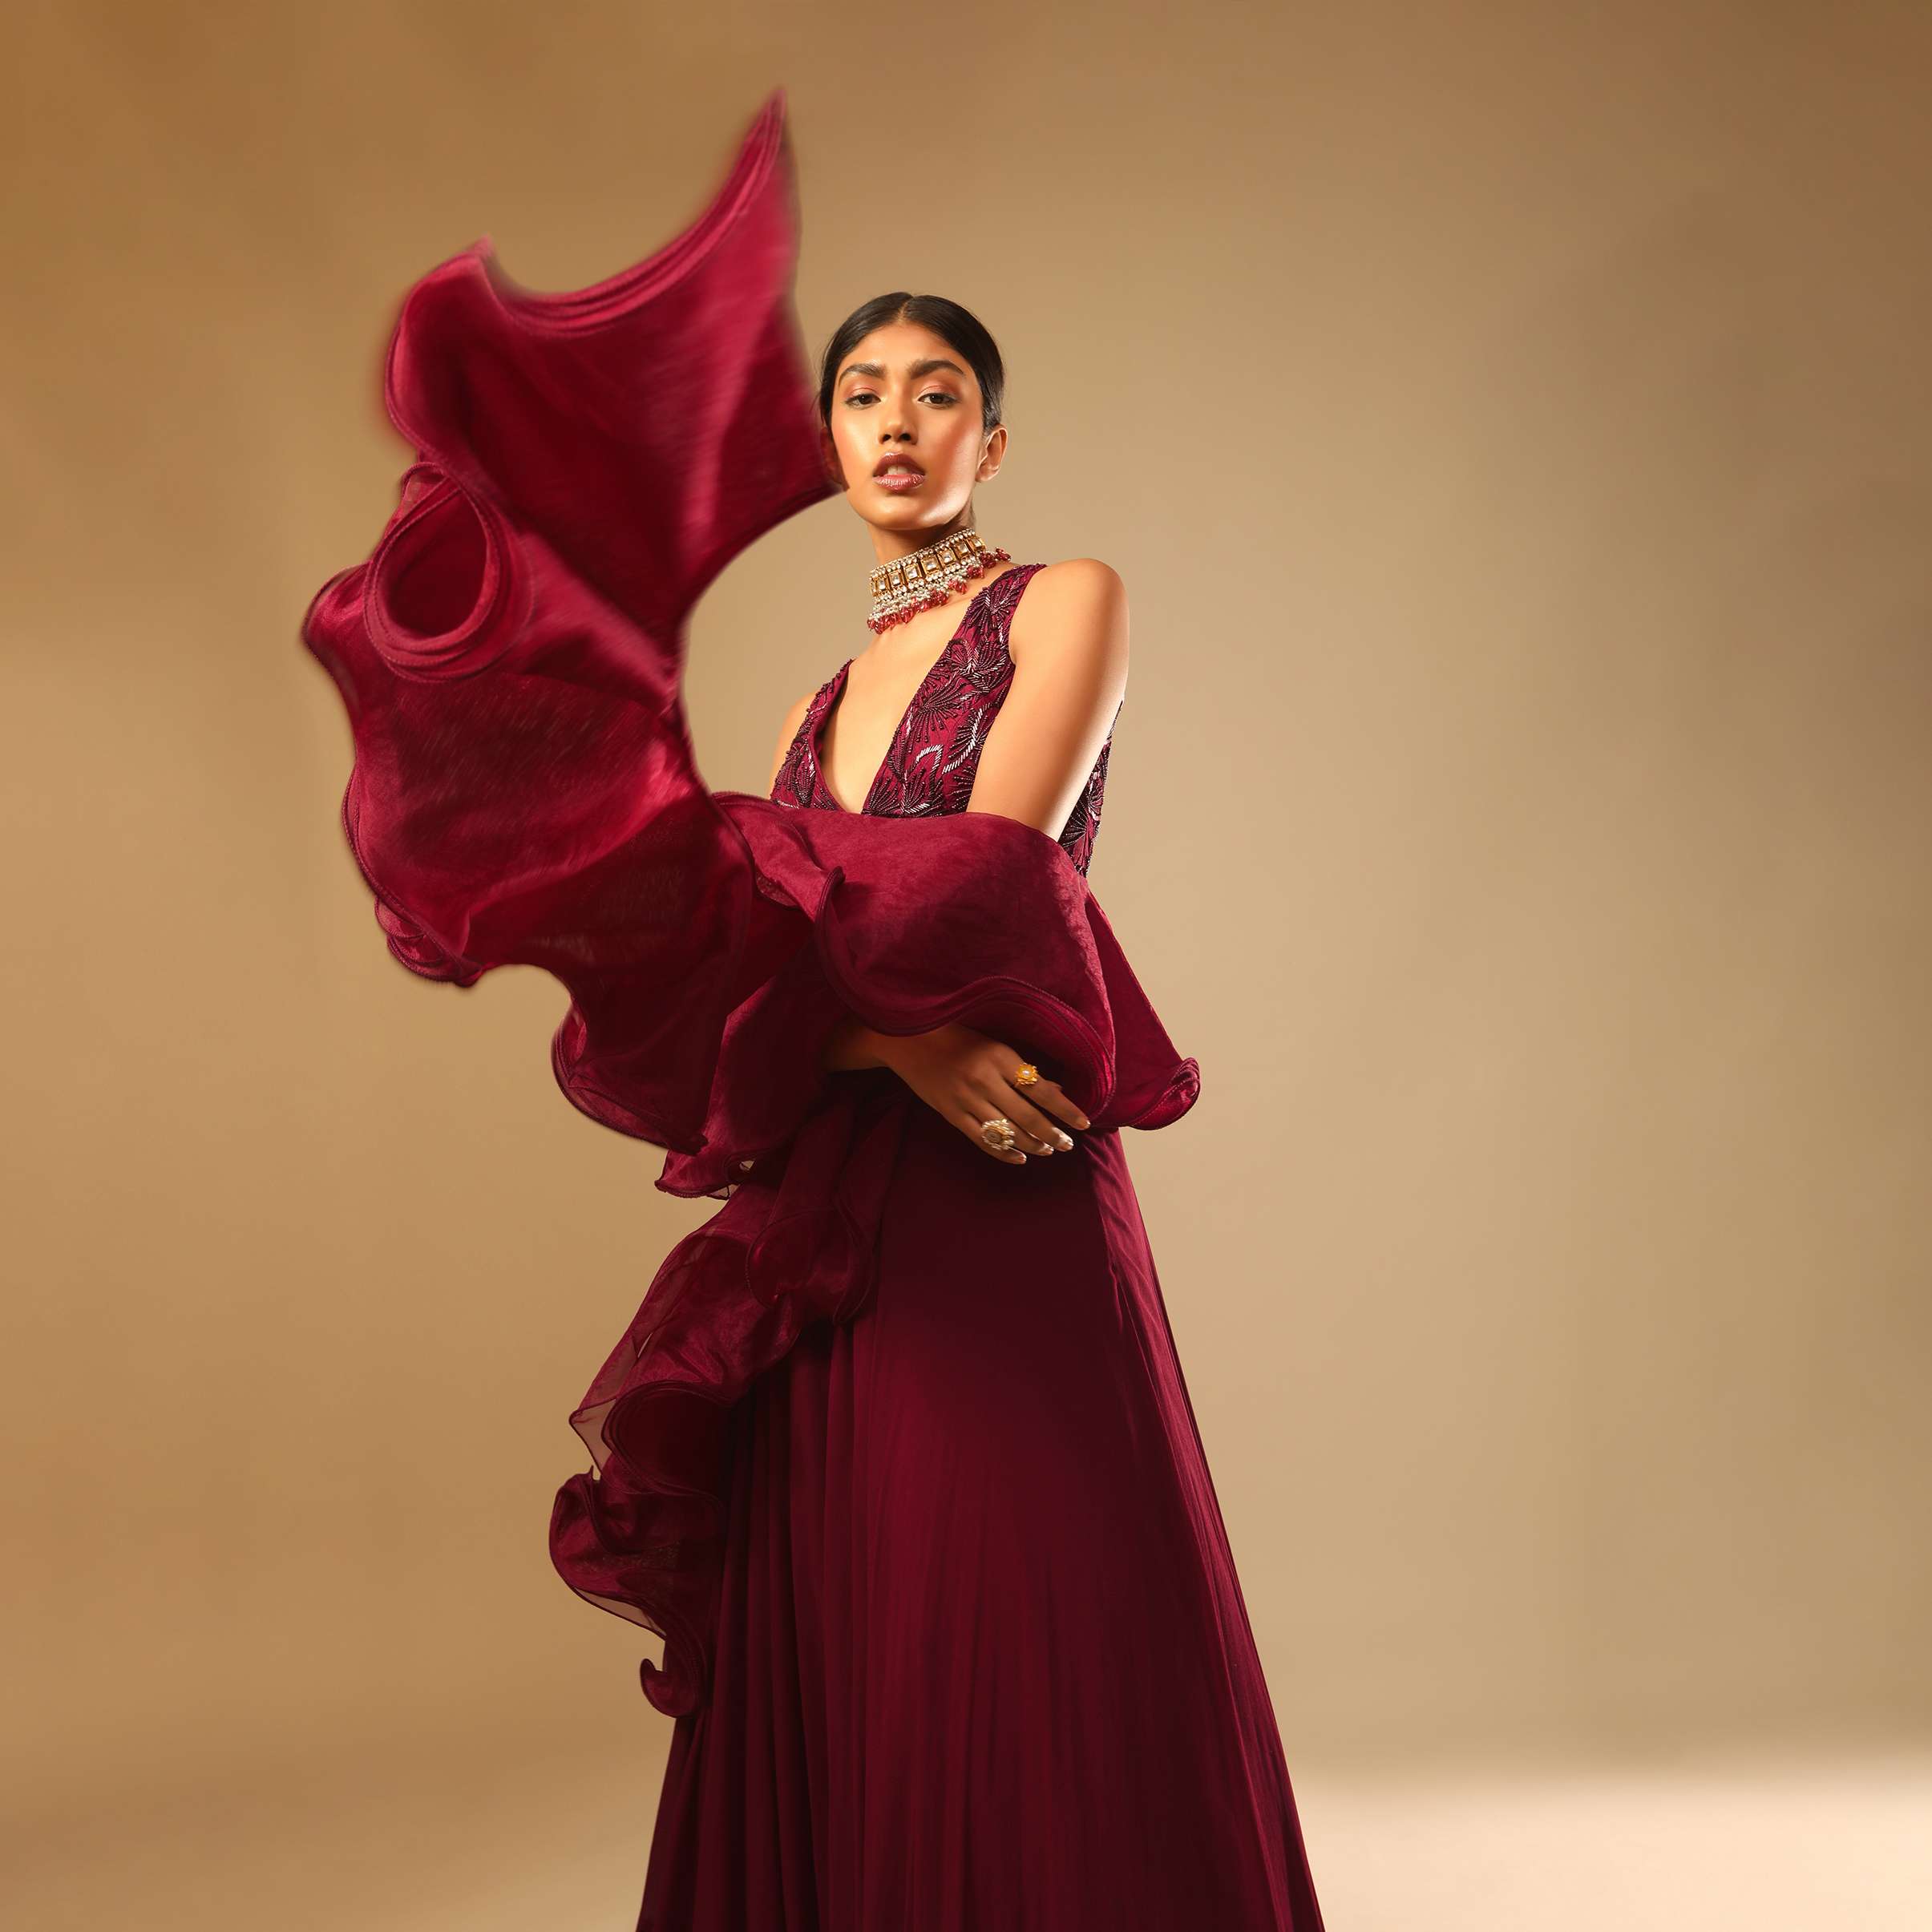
937,420 -> 984,475
835,422 -> 871,484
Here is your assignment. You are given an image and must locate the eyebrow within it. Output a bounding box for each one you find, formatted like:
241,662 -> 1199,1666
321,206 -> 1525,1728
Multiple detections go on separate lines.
836,356 -> 968,384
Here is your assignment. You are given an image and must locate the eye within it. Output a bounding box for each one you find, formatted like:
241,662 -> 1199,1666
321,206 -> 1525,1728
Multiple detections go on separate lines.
841,388 -> 960,408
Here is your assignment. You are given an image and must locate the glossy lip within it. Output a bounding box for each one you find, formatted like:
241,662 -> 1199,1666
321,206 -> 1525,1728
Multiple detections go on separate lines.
872,455 -> 926,476
873,471 -> 924,490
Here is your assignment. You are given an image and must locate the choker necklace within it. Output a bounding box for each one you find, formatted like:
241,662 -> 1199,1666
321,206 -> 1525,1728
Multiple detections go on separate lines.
868,529 -> 1012,634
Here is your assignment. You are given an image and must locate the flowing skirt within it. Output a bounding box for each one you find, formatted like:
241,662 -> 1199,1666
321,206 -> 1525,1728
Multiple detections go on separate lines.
637,1070 -> 1327,1931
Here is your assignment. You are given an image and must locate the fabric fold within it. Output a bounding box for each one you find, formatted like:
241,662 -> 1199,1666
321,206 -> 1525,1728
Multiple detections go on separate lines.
549,1071 -> 910,1716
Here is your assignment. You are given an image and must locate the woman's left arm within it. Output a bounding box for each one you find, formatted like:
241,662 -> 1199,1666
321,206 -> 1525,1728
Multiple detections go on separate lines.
964,559 -> 1130,843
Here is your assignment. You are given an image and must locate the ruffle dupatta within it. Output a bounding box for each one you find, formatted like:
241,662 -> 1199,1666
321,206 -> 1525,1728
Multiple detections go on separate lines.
300,87 -> 1200,1718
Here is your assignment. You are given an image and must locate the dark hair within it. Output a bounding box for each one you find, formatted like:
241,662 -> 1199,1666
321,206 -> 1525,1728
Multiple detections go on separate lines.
815,293 -> 1006,437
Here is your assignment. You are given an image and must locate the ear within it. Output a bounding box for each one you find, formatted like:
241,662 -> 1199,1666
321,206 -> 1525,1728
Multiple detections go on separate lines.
976,422 -> 1008,483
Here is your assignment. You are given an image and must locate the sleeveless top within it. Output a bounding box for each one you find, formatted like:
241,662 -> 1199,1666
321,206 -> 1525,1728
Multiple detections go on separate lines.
770,561 -> 1116,876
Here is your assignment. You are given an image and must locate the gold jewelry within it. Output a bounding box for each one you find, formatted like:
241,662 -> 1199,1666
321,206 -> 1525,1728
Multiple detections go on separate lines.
869,530 -> 1012,634
979,1115 -> 1019,1152
1011,1062 -> 1040,1088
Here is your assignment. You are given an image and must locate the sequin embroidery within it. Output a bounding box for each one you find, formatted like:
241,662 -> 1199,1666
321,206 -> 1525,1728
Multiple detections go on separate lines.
770,561 -> 1115,876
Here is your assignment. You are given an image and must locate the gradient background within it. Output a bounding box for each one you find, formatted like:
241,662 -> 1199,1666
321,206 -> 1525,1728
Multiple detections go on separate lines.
3,3 -> 1928,1927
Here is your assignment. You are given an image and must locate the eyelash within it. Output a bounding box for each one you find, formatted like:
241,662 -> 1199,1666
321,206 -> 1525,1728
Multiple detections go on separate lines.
844,390 -> 957,408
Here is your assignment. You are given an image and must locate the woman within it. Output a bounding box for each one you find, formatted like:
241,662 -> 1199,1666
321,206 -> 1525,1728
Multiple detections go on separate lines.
303,90 -> 1324,1931
773,292 -> 1122,1142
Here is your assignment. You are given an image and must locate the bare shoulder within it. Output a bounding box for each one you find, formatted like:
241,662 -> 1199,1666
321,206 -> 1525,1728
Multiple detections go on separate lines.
1019,556 -> 1126,607
1008,557 -> 1130,670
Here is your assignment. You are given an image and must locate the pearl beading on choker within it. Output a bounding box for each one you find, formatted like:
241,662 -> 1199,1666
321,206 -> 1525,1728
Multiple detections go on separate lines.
867,529 -> 1012,634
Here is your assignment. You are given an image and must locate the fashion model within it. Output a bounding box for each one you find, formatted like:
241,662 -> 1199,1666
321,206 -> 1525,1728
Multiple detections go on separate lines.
302,88 -> 1324,1932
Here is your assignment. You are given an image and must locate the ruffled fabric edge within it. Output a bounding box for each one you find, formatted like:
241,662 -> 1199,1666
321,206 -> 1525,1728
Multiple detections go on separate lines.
548,1070 -> 907,1716
648,794 -> 1203,1197
545,801 -> 1201,1716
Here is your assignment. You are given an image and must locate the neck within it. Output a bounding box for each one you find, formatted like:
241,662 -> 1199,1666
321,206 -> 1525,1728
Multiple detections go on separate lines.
870,513 -> 975,568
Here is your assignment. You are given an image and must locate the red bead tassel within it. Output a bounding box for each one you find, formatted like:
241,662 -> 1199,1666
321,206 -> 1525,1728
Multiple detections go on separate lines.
866,546 -> 1010,633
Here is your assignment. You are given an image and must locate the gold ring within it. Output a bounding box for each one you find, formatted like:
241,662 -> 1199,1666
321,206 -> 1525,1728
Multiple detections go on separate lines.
979,1115 -> 1018,1151
1011,1061 -> 1040,1088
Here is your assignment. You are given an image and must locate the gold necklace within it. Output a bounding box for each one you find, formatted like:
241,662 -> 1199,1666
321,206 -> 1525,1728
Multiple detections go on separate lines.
867,528 -> 1012,635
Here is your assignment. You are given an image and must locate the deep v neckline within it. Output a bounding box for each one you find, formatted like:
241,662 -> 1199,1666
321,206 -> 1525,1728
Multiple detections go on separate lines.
812,569 -> 1015,815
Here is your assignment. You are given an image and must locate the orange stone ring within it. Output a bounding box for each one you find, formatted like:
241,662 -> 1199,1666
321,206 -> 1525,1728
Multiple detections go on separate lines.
1011,1061 -> 1041,1088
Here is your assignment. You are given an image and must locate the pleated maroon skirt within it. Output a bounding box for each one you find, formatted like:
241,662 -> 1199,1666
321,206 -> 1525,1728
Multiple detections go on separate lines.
638,1071 -> 1326,1931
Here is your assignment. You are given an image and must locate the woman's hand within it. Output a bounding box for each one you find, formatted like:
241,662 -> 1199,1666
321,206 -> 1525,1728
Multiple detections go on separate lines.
875,1021 -> 1092,1165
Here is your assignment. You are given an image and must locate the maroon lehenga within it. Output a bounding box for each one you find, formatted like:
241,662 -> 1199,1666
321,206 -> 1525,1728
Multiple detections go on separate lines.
301,87 -> 1325,1932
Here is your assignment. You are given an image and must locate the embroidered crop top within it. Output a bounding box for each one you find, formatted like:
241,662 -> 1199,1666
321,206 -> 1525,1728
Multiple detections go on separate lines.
770,560 -> 1115,876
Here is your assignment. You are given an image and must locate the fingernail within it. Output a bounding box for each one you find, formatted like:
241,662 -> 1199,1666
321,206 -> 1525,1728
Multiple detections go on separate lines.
1053,1131 -> 1074,1150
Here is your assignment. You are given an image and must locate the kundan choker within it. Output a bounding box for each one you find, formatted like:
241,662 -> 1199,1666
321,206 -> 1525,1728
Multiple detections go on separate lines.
868,529 -> 1012,634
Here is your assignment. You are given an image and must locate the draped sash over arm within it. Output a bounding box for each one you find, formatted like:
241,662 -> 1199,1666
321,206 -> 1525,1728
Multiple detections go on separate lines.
300,88 -> 1200,1717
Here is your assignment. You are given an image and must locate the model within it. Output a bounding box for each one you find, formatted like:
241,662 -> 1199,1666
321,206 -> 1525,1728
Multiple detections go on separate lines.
301,88 -> 1324,1932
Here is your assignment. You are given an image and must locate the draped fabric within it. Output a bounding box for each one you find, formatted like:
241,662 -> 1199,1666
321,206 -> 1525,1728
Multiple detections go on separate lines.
300,85 -> 1198,1718
301,87 -> 1323,1929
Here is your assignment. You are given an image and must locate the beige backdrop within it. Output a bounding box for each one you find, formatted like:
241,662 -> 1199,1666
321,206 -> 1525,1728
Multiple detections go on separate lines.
4,2 -> 1928,1926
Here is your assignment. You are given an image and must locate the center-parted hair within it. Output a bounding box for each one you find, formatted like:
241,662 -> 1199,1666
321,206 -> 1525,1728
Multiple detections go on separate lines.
815,293 -> 1006,438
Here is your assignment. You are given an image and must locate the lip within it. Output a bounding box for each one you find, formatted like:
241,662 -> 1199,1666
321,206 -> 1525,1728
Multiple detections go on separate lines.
873,471 -> 924,491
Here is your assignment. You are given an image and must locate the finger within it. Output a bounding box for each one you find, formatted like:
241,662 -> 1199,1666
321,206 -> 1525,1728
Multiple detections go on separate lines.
1020,1089 -> 1081,1143
951,1101 -> 1028,1163
1021,1089 -> 1089,1134
986,1058 -> 1092,1134
971,1077 -> 1070,1154
972,1055 -> 1079,1149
